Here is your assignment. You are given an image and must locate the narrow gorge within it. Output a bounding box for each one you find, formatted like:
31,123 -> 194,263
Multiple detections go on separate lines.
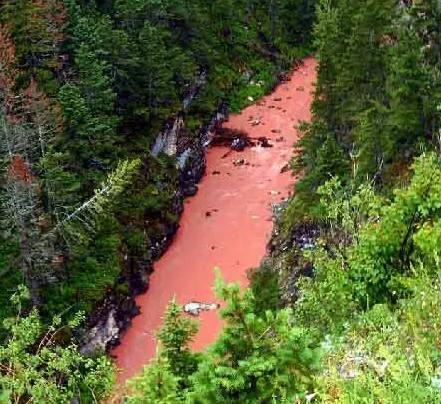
113,57 -> 317,382
2,1 -> 439,400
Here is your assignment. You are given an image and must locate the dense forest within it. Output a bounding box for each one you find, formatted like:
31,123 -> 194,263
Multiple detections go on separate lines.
0,0 -> 313,316
1,0 -> 441,402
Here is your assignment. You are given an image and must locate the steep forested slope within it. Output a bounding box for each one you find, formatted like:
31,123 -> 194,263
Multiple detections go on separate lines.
291,0 -> 440,218
0,0 -> 314,322
0,0 -> 316,401
259,0 -> 441,401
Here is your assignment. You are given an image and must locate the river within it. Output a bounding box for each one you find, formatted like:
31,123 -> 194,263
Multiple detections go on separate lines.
113,57 -> 317,382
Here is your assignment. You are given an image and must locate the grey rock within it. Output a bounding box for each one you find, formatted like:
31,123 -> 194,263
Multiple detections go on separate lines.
231,137 -> 247,151
80,309 -> 118,356
184,184 -> 198,197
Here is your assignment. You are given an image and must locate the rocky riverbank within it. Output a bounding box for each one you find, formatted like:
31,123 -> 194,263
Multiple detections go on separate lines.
79,62 -> 304,356
113,57 -> 317,382
80,103 -> 228,355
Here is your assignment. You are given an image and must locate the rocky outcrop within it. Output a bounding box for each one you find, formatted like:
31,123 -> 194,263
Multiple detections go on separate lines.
152,116 -> 185,157
256,202 -> 322,305
80,92 -> 228,355
152,69 -> 208,158
80,309 -> 118,356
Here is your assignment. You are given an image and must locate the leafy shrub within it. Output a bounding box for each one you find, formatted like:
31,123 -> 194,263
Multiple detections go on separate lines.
0,286 -> 115,403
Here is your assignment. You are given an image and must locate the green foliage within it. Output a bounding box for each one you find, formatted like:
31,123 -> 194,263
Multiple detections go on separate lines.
349,153 -> 441,306
0,286 -> 115,403
288,122 -> 349,222
59,4 -> 120,178
292,179 -> 382,334
42,217 -> 122,317
288,153 -> 441,402
316,274 -> 441,403
55,158 -> 142,244
279,11 -> 441,401
126,274 -> 320,403
294,246 -> 355,335
249,264 -> 281,316
189,274 -> 320,403
157,299 -> 199,386
227,59 -> 280,113
291,0 -> 441,222
316,177 -> 382,238
126,299 -> 198,402
295,153 -> 441,323
127,356 -> 180,404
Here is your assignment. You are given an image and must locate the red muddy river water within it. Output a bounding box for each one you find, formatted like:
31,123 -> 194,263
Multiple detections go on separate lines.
113,57 -> 317,382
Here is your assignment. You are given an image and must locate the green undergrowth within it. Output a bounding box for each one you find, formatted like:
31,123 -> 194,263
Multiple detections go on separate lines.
289,153 -> 441,402
228,152 -> 441,403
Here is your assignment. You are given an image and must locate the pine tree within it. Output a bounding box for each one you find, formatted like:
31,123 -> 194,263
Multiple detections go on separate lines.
189,274 -> 320,403
59,2 -> 120,184
127,355 -> 180,404
407,1 -> 441,148
136,22 -> 180,122
157,299 -> 199,387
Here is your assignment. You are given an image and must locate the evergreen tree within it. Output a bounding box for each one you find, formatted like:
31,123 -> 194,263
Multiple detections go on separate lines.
125,277 -> 320,403
293,0 -> 440,218
189,275 -> 320,403
126,356 -> 180,404
157,299 -> 199,387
